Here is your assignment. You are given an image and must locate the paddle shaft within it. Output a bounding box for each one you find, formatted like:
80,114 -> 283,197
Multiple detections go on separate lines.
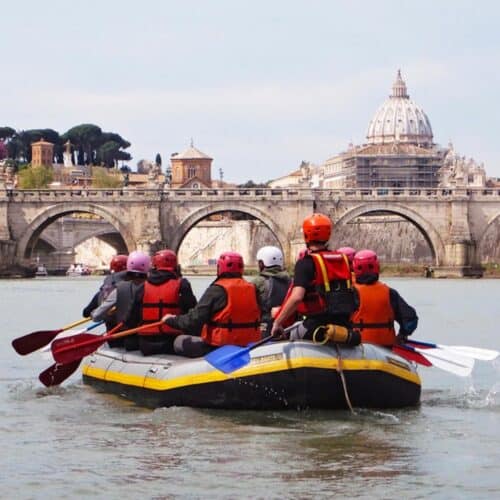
52,320 -> 165,364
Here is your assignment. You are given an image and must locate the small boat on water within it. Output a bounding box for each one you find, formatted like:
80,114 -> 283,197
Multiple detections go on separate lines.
35,265 -> 48,277
82,341 -> 421,410
66,264 -> 91,277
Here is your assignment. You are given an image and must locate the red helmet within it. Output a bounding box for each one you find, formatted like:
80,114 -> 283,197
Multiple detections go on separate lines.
153,249 -> 177,271
110,254 -> 128,273
302,213 -> 332,244
217,251 -> 244,276
336,247 -> 356,264
353,249 -> 380,278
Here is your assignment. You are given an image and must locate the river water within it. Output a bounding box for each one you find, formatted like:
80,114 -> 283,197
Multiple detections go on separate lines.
2,276 -> 500,499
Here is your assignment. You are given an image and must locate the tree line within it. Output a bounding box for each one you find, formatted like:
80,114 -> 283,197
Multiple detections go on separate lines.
0,124 -> 131,168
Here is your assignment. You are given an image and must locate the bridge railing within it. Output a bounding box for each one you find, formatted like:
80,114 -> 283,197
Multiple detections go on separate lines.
2,186 -> 500,201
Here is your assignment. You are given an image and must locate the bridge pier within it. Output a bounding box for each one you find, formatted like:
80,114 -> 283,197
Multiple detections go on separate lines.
434,199 -> 483,277
434,240 -> 483,278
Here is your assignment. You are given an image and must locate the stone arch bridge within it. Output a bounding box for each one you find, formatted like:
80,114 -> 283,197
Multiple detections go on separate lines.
1,186 -> 499,277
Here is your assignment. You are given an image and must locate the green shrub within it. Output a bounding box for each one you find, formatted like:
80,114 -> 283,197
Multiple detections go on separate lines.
18,164 -> 53,188
91,166 -> 122,188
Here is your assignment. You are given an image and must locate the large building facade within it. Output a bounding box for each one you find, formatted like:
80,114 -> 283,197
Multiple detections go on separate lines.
323,71 -> 448,189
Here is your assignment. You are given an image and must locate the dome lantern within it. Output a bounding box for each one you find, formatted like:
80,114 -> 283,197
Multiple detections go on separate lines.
366,70 -> 433,147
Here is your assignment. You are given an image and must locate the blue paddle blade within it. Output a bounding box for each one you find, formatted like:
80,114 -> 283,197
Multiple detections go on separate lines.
205,345 -> 251,374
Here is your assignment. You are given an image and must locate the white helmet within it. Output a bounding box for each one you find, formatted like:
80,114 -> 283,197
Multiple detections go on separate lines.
256,246 -> 284,268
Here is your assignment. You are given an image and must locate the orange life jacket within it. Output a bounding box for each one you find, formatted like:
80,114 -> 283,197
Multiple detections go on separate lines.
201,277 -> 261,347
351,281 -> 395,346
140,279 -> 183,336
297,251 -> 354,316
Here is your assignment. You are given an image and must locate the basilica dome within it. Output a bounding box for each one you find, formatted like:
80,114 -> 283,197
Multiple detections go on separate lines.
366,70 -> 433,147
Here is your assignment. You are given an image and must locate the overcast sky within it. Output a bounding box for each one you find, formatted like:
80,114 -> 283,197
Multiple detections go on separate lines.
2,1 -> 499,183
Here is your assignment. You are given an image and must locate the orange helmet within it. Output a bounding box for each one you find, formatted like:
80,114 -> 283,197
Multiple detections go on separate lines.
153,249 -> 177,271
302,213 -> 332,244
109,254 -> 128,273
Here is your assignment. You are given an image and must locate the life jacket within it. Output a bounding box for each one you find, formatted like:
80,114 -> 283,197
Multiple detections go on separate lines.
201,277 -> 261,347
297,251 -> 356,317
140,279 -> 183,336
351,281 -> 395,346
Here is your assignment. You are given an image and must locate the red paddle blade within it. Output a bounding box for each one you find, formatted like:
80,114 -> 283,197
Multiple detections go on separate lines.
51,332 -> 106,365
39,360 -> 82,387
393,345 -> 432,367
12,329 -> 63,355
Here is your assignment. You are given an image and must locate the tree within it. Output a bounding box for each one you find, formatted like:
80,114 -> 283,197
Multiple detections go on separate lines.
62,124 -> 102,165
237,180 -> 268,188
155,153 -> 162,167
0,127 -> 16,142
17,165 -> 54,189
0,140 -> 7,160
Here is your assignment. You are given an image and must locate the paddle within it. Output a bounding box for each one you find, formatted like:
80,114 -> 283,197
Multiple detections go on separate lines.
406,339 -> 499,361
39,360 -> 82,387
205,322 -> 304,374
394,343 -> 474,377
205,336 -> 276,374
392,345 -> 432,367
12,317 -> 91,355
51,320 -> 165,365
39,323 -> 123,387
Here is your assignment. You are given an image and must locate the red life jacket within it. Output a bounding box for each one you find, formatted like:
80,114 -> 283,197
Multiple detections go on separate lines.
297,251 -> 354,316
201,277 -> 261,347
351,281 -> 395,346
140,279 -> 183,336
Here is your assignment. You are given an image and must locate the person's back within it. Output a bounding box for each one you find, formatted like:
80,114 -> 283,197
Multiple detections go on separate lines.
351,249 -> 418,347
139,249 -> 197,356
91,251 -> 151,349
252,246 -> 291,336
82,254 -> 128,325
271,214 -> 357,343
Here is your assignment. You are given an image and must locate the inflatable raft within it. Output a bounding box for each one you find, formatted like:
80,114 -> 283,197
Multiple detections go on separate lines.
82,341 -> 421,410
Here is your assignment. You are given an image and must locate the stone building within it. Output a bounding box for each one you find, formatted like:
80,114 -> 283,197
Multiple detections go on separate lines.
31,139 -> 54,167
170,143 -> 213,188
323,70 -> 446,189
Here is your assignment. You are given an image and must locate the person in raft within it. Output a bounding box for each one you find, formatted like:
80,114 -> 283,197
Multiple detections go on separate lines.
138,249 -> 197,356
350,249 -> 418,347
91,251 -> 151,349
336,246 -> 356,281
161,251 -> 261,358
251,246 -> 291,337
271,213 -> 359,345
82,254 -> 129,330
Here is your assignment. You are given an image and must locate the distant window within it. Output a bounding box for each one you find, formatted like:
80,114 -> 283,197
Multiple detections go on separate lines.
188,166 -> 196,178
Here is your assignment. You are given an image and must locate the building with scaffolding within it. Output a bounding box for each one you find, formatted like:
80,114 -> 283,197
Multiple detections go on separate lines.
323,70 -> 448,189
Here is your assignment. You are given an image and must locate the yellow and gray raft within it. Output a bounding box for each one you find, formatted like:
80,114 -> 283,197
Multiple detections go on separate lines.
82,341 -> 421,410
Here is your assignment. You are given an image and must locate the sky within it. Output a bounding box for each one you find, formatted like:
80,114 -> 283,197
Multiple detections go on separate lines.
2,0 -> 499,183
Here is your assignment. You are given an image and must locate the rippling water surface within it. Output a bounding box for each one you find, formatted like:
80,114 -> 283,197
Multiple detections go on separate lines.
2,276 -> 500,499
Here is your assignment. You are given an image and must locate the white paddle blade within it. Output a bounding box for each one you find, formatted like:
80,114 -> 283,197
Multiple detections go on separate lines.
447,345 -> 499,361
414,347 -> 474,377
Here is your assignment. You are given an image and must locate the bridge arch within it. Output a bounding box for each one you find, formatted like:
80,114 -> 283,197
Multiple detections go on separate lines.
477,211 -> 500,262
169,202 -> 290,259
334,202 -> 446,265
16,202 -> 136,263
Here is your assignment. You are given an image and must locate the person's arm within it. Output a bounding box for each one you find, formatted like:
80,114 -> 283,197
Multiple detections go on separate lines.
179,278 -> 198,313
163,285 -> 226,333
91,289 -> 117,322
390,288 -> 418,339
82,292 -> 99,318
270,286 -> 305,336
